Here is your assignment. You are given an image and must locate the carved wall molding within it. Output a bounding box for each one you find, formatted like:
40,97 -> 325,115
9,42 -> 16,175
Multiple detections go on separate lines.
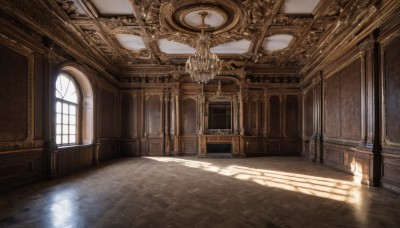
0,34 -> 35,150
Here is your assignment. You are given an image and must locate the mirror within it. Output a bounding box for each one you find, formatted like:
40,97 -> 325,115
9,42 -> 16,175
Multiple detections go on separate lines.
208,101 -> 231,130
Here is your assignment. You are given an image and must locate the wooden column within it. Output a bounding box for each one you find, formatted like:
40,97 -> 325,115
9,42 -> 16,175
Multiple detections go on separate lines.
164,89 -> 171,156
365,31 -> 382,187
174,91 -> 181,155
239,92 -> 244,135
317,72 -> 324,163
44,51 -> 58,178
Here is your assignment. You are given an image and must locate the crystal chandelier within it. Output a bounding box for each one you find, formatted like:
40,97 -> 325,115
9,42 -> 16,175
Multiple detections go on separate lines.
185,11 -> 221,84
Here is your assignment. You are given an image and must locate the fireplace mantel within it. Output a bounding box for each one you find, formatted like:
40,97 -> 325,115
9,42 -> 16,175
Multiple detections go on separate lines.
198,135 -> 244,157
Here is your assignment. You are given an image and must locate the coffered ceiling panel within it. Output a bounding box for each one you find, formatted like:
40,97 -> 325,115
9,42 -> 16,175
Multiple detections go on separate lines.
115,34 -> 146,51
91,0 -> 134,15
211,39 -> 251,54
280,0 -> 320,14
157,39 -> 195,54
262,34 -> 293,52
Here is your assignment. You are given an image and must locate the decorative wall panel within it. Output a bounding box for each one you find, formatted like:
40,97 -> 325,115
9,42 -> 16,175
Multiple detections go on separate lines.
100,89 -> 117,138
146,95 -> 162,136
0,44 -> 28,142
182,98 -> 197,135
57,145 -> 94,177
385,36 -> 400,144
121,93 -> 137,138
269,95 -> 281,138
304,89 -> 314,138
324,74 -> 340,139
0,149 -> 44,191
181,136 -> 197,155
285,95 -> 299,138
340,59 -> 361,141
34,54 -> 44,141
98,141 -> 120,161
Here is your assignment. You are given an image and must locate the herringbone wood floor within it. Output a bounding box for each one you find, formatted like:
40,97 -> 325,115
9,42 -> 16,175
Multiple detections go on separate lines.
1,157 -> 400,228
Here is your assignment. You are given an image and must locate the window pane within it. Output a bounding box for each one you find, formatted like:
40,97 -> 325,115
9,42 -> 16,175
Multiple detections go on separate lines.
70,93 -> 78,103
56,102 -> 62,113
56,124 -> 62,134
56,135 -> 62,144
56,113 -> 62,124
62,135 -> 68,144
63,124 -> 69,134
56,90 -> 62,99
63,103 -> 69,113
70,125 -> 76,134
65,87 -> 78,103
70,105 -> 76,115
63,114 -> 69,124
55,74 -> 80,145
69,115 -> 76,124
69,135 -> 76,143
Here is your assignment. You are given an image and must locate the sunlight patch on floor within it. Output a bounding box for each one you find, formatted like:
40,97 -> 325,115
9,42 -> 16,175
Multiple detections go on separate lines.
146,157 -> 361,204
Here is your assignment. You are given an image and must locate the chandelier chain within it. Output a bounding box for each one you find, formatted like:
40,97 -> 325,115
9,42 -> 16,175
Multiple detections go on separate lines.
185,11 -> 221,84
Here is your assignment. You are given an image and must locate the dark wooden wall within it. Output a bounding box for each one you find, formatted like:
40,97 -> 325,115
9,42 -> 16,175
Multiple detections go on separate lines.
302,17 -> 400,192
239,93 -> 299,156
0,22 -> 121,191
381,33 -> 400,193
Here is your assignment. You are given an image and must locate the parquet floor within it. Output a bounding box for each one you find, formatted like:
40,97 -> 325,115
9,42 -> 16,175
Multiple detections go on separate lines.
1,157 -> 400,228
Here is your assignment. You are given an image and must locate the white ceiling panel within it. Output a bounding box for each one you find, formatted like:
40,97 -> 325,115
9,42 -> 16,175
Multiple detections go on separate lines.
91,0 -> 133,15
116,34 -> 146,51
262,34 -> 293,51
281,0 -> 320,14
210,39 -> 251,54
157,39 -> 195,54
184,10 -> 225,28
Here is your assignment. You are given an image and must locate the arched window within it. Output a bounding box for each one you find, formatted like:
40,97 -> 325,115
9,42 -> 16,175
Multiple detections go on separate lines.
55,73 -> 79,145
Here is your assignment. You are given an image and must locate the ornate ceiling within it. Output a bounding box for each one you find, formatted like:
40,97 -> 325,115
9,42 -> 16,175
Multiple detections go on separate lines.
0,0 -> 386,82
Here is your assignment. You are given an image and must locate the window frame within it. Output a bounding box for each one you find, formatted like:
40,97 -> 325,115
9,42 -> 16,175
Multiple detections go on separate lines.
54,73 -> 81,146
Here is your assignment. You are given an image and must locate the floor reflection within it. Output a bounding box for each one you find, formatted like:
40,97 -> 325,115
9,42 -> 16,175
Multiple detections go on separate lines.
50,189 -> 77,227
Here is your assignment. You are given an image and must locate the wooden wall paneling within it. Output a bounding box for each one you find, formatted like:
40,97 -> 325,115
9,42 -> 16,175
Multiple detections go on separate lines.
121,93 -> 133,138
242,136 -> 263,156
57,145 -> 94,177
340,59 -> 362,141
380,29 -> 400,191
324,73 -> 341,139
0,39 -> 34,149
173,91 -> 181,155
269,95 -> 281,138
303,85 -> 315,160
164,89 -> 171,155
360,32 -> 381,186
285,95 -> 300,138
34,53 -> 44,142
98,140 -> 120,161
303,88 -> 314,138
0,149 -> 44,191
249,95 -> 260,136
182,98 -> 197,136
383,36 -> 400,146
181,136 -> 197,155
100,88 -> 117,138
316,74 -> 324,163
242,95 -> 249,135
145,93 -> 164,156
381,152 -> 400,193
120,92 -> 139,156
323,142 -> 371,184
